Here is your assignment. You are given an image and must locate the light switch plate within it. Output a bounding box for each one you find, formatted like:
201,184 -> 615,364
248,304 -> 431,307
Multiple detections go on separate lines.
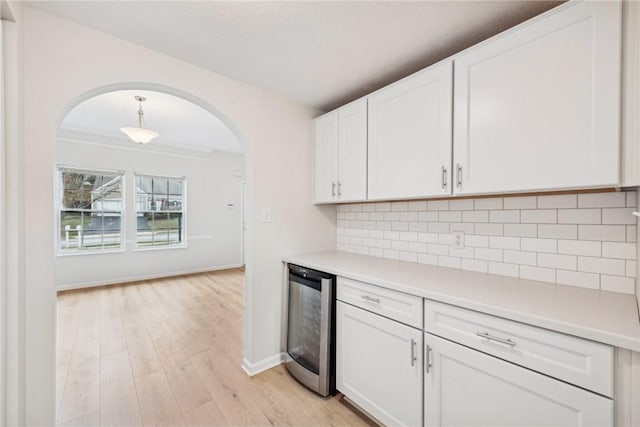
261,207 -> 272,223
452,231 -> 465,249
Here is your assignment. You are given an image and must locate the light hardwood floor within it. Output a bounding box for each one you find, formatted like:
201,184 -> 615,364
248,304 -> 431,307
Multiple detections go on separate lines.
56,269 -> 374,427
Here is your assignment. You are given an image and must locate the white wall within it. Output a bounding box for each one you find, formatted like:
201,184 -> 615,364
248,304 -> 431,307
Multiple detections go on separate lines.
55,137 -> 245,289
8,6 -> 336,425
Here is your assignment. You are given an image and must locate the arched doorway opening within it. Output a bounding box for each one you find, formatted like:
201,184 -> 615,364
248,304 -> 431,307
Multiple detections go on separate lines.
53,85 -> 250,425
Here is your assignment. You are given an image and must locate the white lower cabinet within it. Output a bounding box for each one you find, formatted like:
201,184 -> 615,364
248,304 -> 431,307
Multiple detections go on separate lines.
336,301 -> 422,426
424,333 -> 614,427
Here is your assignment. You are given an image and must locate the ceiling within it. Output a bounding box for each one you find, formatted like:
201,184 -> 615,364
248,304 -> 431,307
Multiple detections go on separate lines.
28,1 -> 562,112
60,90 -> 243,153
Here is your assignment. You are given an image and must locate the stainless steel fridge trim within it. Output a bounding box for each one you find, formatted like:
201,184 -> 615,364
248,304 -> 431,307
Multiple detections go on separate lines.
284,272 -> 334,397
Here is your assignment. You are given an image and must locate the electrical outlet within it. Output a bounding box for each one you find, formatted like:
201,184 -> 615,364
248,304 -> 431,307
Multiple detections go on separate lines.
452,231 -> 465,249
261,207 -> 272,223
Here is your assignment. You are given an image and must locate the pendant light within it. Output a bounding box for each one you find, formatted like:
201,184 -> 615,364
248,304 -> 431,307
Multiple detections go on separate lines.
120,95 -> 159,144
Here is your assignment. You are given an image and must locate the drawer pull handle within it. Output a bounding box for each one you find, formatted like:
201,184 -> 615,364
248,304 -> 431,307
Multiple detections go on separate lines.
361,295 -> 381,304
476,332 -> 516,347
410,339 -> 417,367
425,345 -> 432,373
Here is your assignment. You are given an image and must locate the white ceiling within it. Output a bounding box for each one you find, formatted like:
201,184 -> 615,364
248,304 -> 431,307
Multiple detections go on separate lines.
28,0 -> 561,111
61,90 -> 243,153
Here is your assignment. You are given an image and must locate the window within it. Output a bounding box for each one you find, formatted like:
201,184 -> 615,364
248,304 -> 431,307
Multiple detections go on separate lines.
57,167 -> 124,253
135,174 -> 186,248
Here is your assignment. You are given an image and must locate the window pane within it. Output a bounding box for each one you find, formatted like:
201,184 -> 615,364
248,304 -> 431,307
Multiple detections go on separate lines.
58,168 -> 123,253
168,179 -> 183,196
135,174 -> 185,247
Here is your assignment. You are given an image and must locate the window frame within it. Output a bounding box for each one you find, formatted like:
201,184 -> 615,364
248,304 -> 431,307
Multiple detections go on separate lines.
133,172 -> 187,251
55,165 -> 126,256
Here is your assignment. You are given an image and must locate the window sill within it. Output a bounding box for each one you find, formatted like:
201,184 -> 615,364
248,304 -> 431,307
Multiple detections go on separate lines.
133,244 -> 188,252
57,248 -> 126,257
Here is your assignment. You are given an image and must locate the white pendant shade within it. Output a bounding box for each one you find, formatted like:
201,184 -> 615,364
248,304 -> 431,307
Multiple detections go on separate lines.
120,126 -> 159,144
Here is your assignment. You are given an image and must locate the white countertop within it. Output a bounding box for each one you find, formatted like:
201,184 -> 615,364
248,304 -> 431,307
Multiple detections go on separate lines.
283,251 -> 640,352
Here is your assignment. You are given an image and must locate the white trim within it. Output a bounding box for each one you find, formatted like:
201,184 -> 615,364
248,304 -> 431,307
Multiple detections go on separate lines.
241,353 -> 285,377
56,263 -> 243,292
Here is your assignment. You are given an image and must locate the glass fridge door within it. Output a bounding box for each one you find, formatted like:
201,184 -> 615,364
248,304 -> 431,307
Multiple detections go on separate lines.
287,277 -> 322,374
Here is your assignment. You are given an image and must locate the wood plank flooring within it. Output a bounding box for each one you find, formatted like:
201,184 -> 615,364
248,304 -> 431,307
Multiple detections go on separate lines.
57,269 -> 374,427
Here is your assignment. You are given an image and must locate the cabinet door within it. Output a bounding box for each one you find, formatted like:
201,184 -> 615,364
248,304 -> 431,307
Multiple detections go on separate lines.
424,333 -> 613,427
453,1 -> 621,195
368,60 -> 453,200
338,99 -> 367,202
337,301 -> 422,427
314,112 -> 339,203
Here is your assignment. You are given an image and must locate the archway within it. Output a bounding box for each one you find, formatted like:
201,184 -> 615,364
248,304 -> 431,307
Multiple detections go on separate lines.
53,84 -> 252,425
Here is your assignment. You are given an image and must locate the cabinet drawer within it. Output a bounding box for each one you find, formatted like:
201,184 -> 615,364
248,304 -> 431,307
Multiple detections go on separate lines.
337,277 -> 422,328
425,300 -> 613,397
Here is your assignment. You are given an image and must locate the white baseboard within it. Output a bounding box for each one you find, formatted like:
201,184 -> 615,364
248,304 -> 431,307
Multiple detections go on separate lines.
56,263 -> 244,291
241,353 -> 285,377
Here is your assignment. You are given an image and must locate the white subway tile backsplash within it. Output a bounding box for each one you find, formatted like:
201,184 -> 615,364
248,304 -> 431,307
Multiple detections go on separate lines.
557,240 -> 601,257
578,192 -> 626,208
504,224 -> 537,237
474,198 -> 503,210
462,259 -> 488,273
626,260 -> 636,278
392,201 -> 409,211
475,248 -> 503,262
428,222 -> 450,233
463,210 -> 489,223
376,202 -> 391,212
490,210 -> 520,223
428,244 -> 449,256
626,191 -> 636,208
521,238 -> 557,253
399,251 -> 418,263
408,201 -> 427,211
537,253 -> 577,271
601,275 -> 635,294
504,196 -> 537,209
449,199 -> 474,210
602,208 -> 636,225
489,236 -> 520,250
439,211 -> 462,222
450,247 -> 474,259
556,270 -> 599,290
578,225 -> 627,242
520,265 -> 556,283
338,190 -> 636,294
521,209 -> 557,224
428,200 -> 449,211
538,224 -> 578,239
418,253 -> 438,265
602,242 -> 636,260
537,194 -> 577,209
466,235 -> 489,248
419,211 -> 438,222
475,223 -> 504,236
489,262 -> 519,278
438,256 -> 461,269
400,211 -> 419,222
578,257 -> 626,276
557,209 -> 601,224
503,250 -> 537,266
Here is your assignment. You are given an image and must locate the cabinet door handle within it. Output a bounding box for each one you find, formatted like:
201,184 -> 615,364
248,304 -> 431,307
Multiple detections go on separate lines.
456,163 -> 462,188
337,181 -> 342,197
410,339 -> 417,367
361,295 -> 381,304
476,332 -> 517,348
425,345 -> 432,373
441,166 -> 447,190
331,181 -> 336,197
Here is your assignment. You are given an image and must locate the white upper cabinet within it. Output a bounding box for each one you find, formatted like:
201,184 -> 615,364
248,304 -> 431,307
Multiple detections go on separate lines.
314,112 -> 339,203
314,99 -> 367,204
453,1 -> 621,195
368,60 -> 453,201
338,100 -> 368,202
